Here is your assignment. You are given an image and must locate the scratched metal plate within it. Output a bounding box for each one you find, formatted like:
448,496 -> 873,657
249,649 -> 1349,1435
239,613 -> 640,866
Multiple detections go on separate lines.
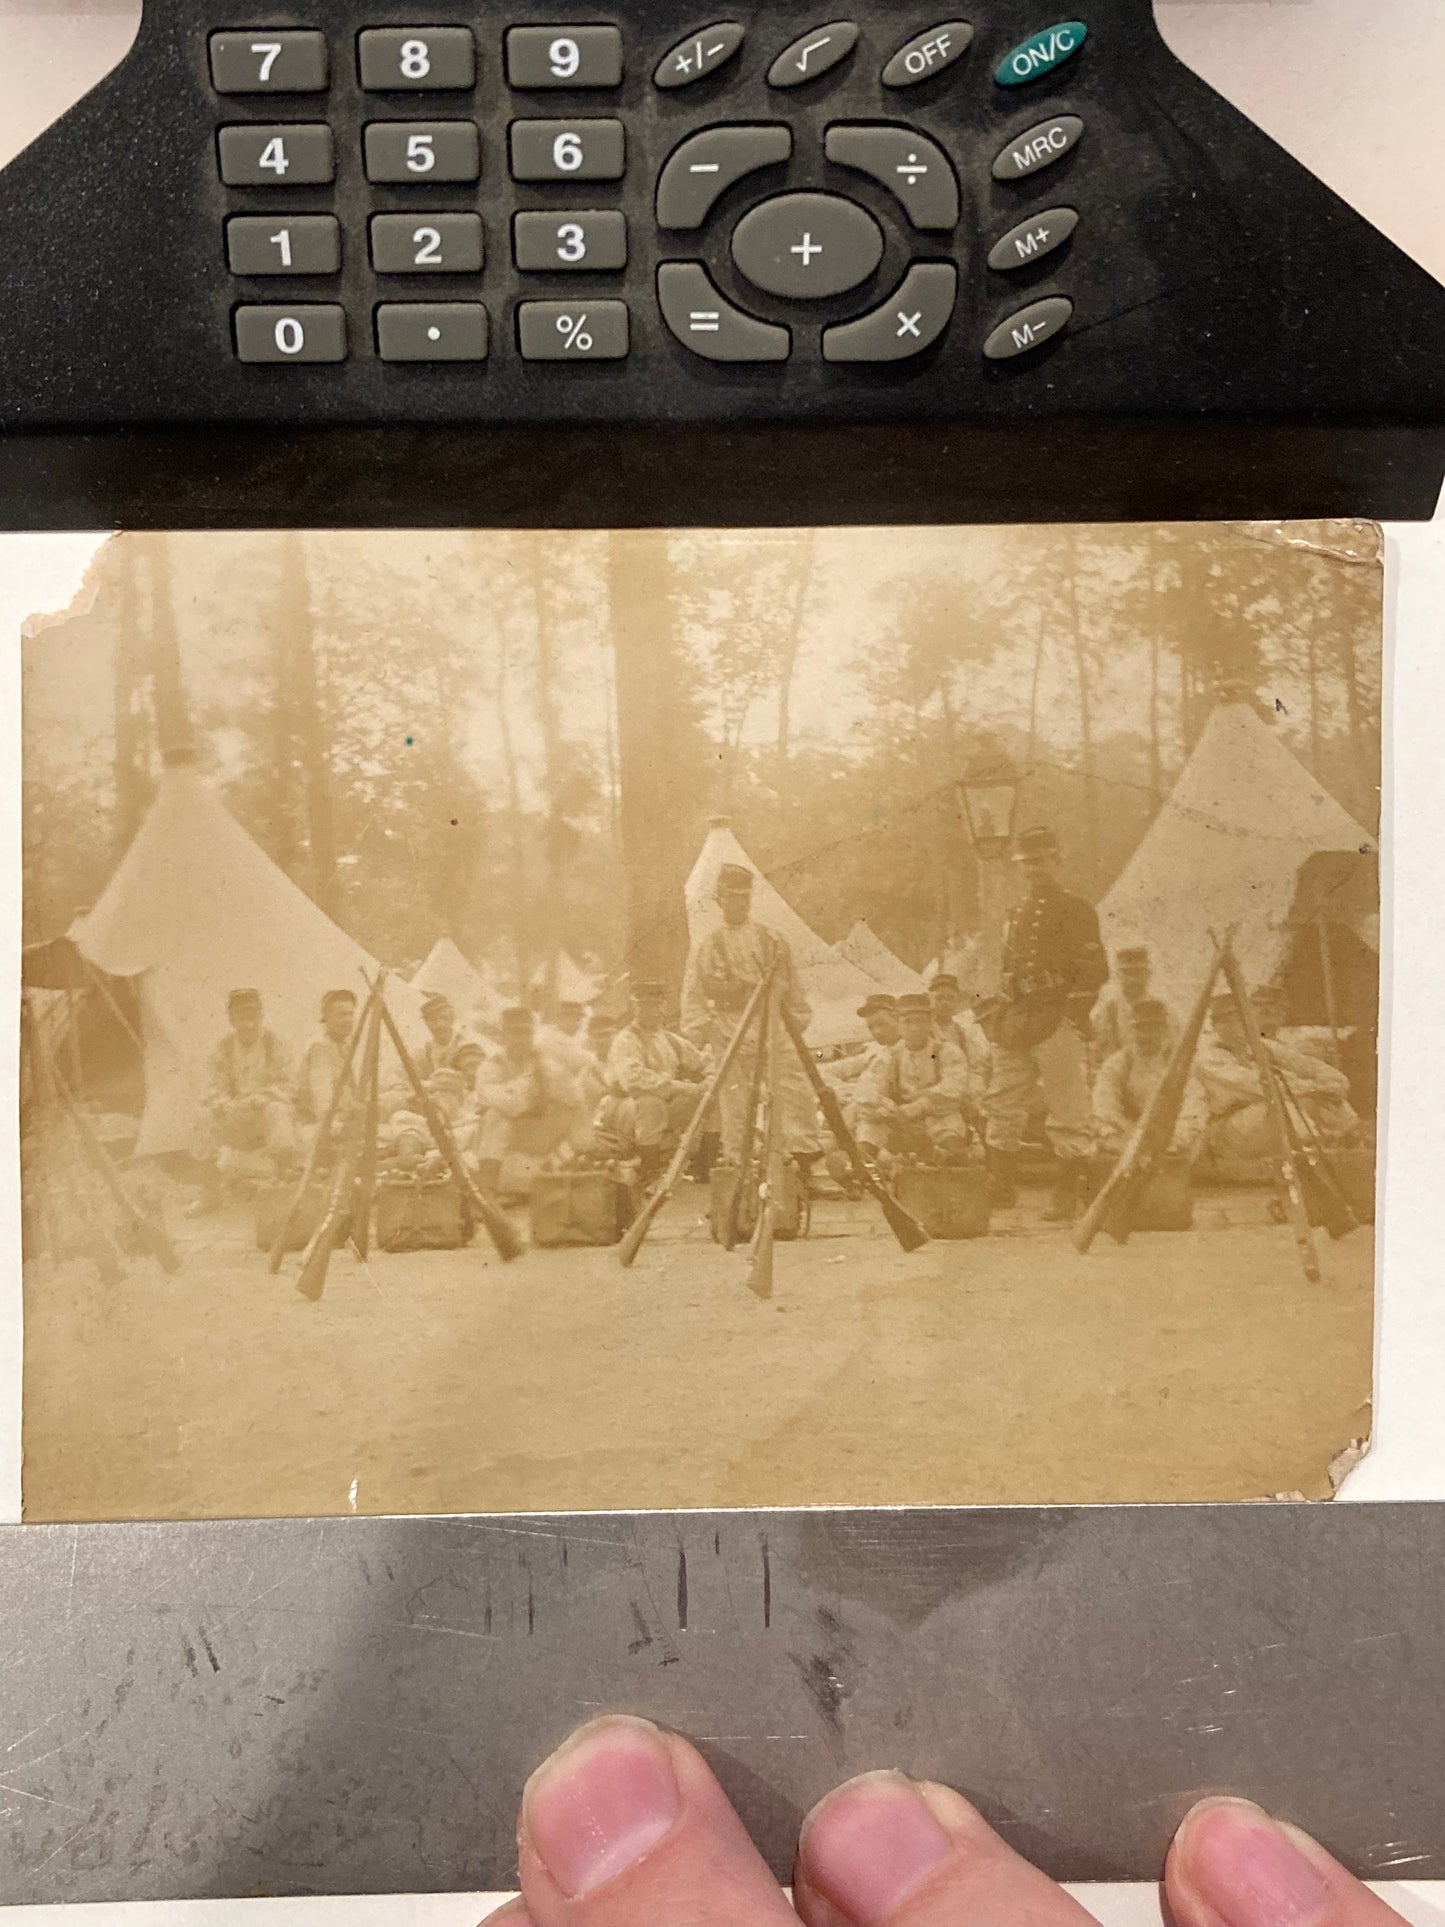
0,1505 -> 1440,1902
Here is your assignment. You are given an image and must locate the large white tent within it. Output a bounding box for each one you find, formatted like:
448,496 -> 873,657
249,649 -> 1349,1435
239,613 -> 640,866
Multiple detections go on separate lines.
835,920 -> 926,995
68,763 -> 425,1157
412,937 -> 507,1028
684,820 -> 877,1046
1098,703 -> 1378,1010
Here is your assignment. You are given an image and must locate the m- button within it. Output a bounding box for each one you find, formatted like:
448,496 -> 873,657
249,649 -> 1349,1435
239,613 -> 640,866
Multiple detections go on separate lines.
730,191 -> 883,300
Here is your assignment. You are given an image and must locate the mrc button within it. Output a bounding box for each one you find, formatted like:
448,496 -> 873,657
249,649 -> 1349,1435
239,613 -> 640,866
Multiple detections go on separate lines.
731,191 -> 883,300
984,294 -> 1073,359
881,21 -> 974,87
994,20 -> 1087,86
992,114 -> 1083,181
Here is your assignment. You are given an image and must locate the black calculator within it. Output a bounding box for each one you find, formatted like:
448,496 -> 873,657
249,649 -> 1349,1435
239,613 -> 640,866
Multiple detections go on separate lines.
1,0 -> 1442,527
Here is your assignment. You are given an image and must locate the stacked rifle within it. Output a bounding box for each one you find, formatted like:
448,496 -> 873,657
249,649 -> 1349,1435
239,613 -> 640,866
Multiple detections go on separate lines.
1075,936 -> 1359,1282
619,966 -> 929,1295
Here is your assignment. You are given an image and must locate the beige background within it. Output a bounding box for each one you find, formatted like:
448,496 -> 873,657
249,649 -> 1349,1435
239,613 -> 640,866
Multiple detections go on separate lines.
0,3 -> 1442,1919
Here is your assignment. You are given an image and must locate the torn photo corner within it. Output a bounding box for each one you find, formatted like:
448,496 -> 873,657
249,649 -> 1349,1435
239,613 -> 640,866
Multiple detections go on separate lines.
15,521 -> 1380,1521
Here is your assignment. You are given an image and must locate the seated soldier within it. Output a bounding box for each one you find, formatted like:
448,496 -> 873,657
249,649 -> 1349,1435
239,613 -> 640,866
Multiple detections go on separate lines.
1090,944 -> 1176,1065
825,994 -> 899,1112
1092,997 -> 1207,1164
856,993 -> 972,1167
1197,990 -> 1360,1166
473,1006 -> 584,1198
293,989 -> 359,1141
193,987 -> 297,1212
417,992 -> 483,1080
927,972 -> 992,1121
594,980 -> 707,1181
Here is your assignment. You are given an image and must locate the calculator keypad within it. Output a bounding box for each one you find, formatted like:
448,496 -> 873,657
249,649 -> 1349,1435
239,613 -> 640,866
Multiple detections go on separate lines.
219,124 -> 335,186
364,121 -> 481,183
227,214 -> 341,275
210,31 -> 329,94
212,16 -> 1086,371
371,213 -> 485,274
358,27 -> 477,91
505,26 -> 624,89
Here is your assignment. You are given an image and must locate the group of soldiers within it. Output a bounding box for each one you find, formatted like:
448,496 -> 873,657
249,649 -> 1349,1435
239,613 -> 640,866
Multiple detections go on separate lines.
197,822 -> 1362,1225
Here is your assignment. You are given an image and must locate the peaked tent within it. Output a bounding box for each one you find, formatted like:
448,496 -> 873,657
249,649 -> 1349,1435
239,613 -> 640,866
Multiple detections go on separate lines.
685,822 -> 878,1047
412,937 -> 506,1028
1098,703 -> 1378,1012
67,763 -> 426,1158
835,920 -> 925,996
530,951 -> 603,1006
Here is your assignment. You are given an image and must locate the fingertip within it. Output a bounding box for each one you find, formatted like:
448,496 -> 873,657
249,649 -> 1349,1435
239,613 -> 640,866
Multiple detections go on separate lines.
1168,1798 -> 1333,1927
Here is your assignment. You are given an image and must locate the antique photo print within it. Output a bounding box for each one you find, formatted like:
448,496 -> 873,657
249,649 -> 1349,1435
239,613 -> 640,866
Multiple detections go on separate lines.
19,521 -> 1381,1518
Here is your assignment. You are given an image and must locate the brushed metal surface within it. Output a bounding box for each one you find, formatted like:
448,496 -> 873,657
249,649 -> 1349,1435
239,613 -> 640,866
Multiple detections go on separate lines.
0,1504 -> 1441,1902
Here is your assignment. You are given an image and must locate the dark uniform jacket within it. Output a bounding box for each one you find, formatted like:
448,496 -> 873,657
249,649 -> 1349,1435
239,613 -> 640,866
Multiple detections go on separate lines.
999,882 -> 1108,1050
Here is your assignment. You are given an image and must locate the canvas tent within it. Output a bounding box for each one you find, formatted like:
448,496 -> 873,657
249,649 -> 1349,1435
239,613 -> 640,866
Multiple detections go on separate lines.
412,937 -> 506,1028
835,920 -> 925,996
1098,703 -> 1378,1013
64,762 -> 425,1158
529,951 -> 603,1007
685,820 -> 878,1047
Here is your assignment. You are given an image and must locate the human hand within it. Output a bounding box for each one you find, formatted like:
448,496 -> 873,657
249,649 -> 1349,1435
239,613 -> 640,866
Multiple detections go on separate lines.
484,1715 -> 1407,1927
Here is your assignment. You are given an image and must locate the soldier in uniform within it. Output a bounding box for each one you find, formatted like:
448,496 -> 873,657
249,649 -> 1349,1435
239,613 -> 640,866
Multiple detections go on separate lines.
1197,990 -> 1359,1167
926,971 -> 992,1121
192,987 -> 297,1212
594,980 -> 708,1181
417,992 -> 484,1080
293,988 -> 359,1134
1090,944 -> 1175,1064
856,993 -> 971,1166
472,1006 -> 585,1199
680,862 -> 822,1168
984,824 -> 1109,1221
1092,996 -> 1207,1162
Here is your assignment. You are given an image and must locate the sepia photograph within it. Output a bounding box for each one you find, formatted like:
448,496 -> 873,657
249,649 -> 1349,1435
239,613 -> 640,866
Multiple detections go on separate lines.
18,520 -> 1381,1519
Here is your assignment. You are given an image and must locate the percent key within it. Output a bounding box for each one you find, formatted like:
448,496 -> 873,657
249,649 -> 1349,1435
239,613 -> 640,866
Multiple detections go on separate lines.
518,300 -> 630,360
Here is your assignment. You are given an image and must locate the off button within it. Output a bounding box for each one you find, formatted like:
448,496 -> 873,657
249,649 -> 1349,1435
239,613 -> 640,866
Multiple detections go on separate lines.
731,191 -> 883,299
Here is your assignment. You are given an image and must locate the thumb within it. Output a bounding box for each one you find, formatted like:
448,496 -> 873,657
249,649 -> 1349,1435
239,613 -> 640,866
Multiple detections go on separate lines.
1167,1799 -> 1413,1927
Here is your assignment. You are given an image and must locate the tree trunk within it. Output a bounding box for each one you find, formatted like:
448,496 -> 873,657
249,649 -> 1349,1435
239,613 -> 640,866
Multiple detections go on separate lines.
486,562 -> 530,995
143,534 -> 194,761
775,529 -> 815,769
1067,531 -> 1099,875
527,531 -> 566,1009
277,532 -> 341,916
607,530 -> 697,990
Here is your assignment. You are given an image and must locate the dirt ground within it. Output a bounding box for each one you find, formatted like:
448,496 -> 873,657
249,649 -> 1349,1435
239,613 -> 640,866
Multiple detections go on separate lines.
21,1181 -> 1373,1521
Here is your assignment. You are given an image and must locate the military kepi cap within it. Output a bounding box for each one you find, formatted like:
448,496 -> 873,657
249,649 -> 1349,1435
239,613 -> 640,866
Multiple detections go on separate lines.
857,993 -> 898,1017
716,862 -> 755,892
897,993 -> 932,1014
227,987 -> 262,1012
1116,945 -> 1150,964
1013,824 -> 1060,860
927,972 -> 960,991
421,991 -> 454,1016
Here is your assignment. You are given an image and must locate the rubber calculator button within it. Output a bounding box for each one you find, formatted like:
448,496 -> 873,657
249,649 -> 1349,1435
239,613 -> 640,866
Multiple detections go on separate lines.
983,294 -> 1074,359
518,300 -> 630,359
657,262 -> 790,361
654,22 -> 745,88
377,302 -> 488,359
823,261 -> 957,361
991,114 -> 1083,181
995,21 -> 1087,86
210,30 -> 329,94
881,21 -> 974,87
227,214 -> 341,275
987,206 -> 1078,271
655,124 -> 793,230
767,20 -> 858,88
731,191 -> 883,300
824,124 -> 959,229
370,212 -> 484,273
514,210 -> 628,271
218,124 -> 335,186
364,122 -> 481,183
358,28 -> 477,91
506,26 -> 623,88
509,118 -> 625,181
235,305 -> 346,362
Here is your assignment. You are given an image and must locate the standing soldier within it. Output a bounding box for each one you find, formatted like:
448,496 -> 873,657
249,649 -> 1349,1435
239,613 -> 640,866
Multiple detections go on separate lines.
680,862 -> 822,1171
985,824 -> 1108,1222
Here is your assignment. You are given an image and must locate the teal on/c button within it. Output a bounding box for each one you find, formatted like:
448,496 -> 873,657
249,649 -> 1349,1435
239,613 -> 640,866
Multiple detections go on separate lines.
995,20 -> 1088,86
